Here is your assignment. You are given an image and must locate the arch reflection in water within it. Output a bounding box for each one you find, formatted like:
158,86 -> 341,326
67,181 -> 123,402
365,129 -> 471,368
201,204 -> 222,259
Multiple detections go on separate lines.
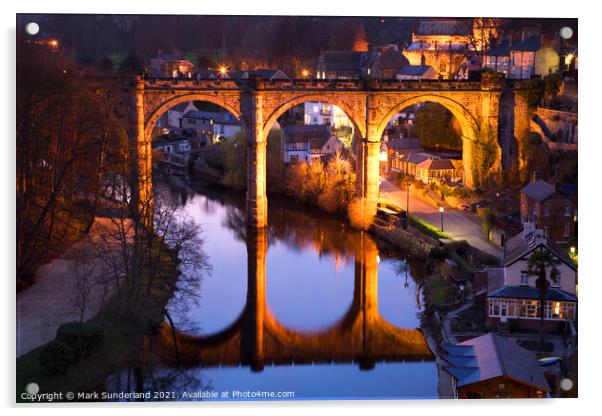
150,226 -> 433,372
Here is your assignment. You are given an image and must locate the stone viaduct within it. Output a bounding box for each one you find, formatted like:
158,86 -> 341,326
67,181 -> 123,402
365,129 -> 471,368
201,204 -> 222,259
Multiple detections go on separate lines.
147,228 -> 433,371
121,74 -> 530,228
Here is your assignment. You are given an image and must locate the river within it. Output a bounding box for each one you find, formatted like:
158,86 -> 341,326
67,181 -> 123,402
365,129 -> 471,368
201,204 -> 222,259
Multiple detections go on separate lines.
110,174 -> 438,400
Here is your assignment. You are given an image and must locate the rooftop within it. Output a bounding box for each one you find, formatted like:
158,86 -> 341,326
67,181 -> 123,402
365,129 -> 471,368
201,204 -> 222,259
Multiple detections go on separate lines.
182,110 -> 240,126
488,285 -> 577,302
443,333 -> 550,392
397,65 -> 435,76
416,158 -> 457,170
503,228 -> 576,270
520,179 -> 555,202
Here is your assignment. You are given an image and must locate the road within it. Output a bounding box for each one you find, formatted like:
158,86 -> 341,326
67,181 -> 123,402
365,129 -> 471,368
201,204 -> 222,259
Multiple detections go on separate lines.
379,178 -> 503,259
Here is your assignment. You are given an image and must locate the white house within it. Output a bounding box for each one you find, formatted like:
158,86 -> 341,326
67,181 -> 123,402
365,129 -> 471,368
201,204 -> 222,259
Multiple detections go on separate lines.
485,224 -> 577,331
282,125 -> 344,164
166,102 -> 199,129
152,138 -> 191,155
303,102 -> 352,130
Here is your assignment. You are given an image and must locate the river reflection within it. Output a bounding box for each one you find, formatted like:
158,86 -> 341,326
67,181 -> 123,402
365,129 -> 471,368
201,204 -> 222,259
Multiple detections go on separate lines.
130,176 -> 438,400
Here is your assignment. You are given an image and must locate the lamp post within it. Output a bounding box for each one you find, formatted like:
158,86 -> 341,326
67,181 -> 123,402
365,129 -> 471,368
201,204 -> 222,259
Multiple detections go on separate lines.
439,206 -> 445,232
406,181 -> 411,214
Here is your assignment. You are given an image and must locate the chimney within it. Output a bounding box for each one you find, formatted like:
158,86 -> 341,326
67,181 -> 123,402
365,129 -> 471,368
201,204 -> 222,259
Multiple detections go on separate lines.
531,170 -> 542,182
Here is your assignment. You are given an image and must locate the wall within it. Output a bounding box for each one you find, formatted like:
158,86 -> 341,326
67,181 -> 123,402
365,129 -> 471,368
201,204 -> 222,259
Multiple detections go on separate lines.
505,258 -> 576,294
458,375 -> 547,399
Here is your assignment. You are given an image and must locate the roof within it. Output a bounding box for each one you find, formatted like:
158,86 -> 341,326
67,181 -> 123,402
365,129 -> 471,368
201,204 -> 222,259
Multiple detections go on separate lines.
503,230 -> 576,270
486,40 -> 511,57
376,50 -> 409,69
416,158 -> 458,170
283,124 -> 332,146
224,69 -> 290,80
488,285 -> 577,302
442,333 -> 550,392
415,18 -> 472,36
388,138 -> 422,150
520,179 -> 555,202
399,152 -> 437,165
397,65 -> 435,76
182,110 -> 240,126
510,36 -> 541,52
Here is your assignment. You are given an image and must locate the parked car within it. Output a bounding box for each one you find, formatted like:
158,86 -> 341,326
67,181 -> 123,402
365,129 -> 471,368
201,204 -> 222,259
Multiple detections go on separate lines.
461,203 -> 475,213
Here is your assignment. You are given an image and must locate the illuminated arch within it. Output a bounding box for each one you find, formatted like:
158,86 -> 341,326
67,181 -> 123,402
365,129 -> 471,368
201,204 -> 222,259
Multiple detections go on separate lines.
262,94 -> 366,139
375,94 -> 480,142
144,93 -> 243,140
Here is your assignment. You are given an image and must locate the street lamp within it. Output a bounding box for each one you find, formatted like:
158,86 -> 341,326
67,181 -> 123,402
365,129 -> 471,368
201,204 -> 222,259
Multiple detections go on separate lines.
570,246 -> 576,255
301,69 -> 309,78
439,206 -> 445,232
218,65 -> 228,77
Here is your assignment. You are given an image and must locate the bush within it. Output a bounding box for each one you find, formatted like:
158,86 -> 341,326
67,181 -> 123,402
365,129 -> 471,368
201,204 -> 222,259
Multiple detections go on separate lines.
348,198 -> 375,230
38,321 -> 104,374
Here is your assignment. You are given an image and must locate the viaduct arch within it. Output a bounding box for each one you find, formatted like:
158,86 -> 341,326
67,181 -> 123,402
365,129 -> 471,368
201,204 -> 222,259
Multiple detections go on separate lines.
126,75 -> 519,228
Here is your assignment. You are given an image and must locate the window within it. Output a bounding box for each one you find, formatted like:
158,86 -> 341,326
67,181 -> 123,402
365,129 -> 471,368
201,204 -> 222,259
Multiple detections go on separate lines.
520,272 -> 529,286
564,205 -> 572,216
313,105 -> 319,113
543,227 -> 550,237
466,392 -> 483,399
564,224 -> 572,237
542,205 -> 551,217
290,155 -> 299,162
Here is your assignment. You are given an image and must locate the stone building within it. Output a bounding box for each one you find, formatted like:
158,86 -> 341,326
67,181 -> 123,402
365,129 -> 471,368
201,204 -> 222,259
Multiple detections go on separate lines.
149,52 -> 194,78
315,49 -> 408,80
402,18 -> 475,79
519,178 -> 577,242
281,125 -> 344,164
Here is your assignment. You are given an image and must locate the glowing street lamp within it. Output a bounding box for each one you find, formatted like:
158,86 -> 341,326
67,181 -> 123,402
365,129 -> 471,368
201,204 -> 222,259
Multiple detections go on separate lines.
218,65 -> 228,77
301,69 -> 309,78
439,206 -> 445,232
49,39 -> 59,48
570,246 -> 576,255
379,150 -> 388,162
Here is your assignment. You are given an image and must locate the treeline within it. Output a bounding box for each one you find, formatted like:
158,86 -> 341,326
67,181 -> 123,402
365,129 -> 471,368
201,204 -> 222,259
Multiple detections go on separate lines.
16,41 -> 132,283
415,103 -> 463,151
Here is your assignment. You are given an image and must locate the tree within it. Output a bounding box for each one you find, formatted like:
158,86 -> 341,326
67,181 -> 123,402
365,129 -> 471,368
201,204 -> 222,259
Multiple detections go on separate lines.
526,249 -> 561,349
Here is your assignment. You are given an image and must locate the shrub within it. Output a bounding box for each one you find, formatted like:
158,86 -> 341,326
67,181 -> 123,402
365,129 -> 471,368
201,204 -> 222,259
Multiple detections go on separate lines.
38,322 -> 104,374
347,198 -> 375,230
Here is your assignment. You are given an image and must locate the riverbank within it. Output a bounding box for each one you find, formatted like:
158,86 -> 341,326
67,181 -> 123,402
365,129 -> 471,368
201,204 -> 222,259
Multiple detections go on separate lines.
16,217 -> 180,401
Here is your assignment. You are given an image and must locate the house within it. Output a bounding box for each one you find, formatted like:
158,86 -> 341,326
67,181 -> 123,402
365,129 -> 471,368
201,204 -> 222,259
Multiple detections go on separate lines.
163,102 -> 199,129
282,125 -> 343,164
403,18 -> 476,79
483,40 -> 511,76
315,50 -> 408,80
149,52 -> 194,78
152,138 -> 191,155
485,225 -> 577,332
391,152 -> 437,176
443,333 -> 550,399
519,178 -> 577,242
181,110 -> 242,141
508,34 -> 560,79
414,158 -> 463,184
396,65 -> 439,81
303,101 -> 353,130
